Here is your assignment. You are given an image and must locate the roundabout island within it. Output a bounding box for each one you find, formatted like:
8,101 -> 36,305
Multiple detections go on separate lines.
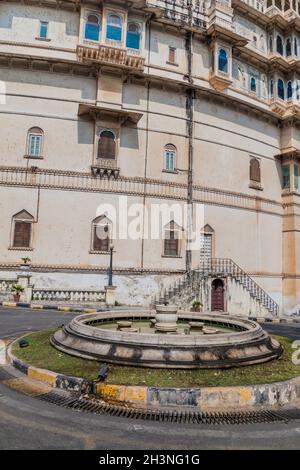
51,305 -> 283,369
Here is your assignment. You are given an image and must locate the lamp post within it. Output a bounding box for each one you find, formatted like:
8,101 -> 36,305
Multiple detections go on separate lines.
108,243 -> 114,287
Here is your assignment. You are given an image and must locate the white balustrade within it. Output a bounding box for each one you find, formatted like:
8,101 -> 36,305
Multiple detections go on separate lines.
32,288 -> 106,303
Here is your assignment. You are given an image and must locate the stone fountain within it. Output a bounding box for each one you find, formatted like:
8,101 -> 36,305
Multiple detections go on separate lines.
51,304 -> 283,369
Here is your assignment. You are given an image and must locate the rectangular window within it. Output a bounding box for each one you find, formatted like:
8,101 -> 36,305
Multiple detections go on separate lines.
39,21 -> 48,39
282,164 -> 290,189
168,47 -> 176,64
200,234 -> 212,259
164,229 -> 179,256
93,225 -> 109,252
13,222 -> 31,248
28,134 -> 42,157
294,163 -> 299,190
165,150 -> 175,171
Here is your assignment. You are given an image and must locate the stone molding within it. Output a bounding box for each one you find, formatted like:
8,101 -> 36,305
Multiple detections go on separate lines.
0,166 -> 283,216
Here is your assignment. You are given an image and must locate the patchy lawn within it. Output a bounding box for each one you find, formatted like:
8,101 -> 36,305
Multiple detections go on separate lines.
11,329 -> 300,387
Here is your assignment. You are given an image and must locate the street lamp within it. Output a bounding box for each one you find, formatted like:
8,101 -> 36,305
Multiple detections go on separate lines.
108,243 -> 114,287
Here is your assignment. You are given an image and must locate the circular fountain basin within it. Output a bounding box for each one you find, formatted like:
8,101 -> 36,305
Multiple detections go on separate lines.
51,311 -> 283,369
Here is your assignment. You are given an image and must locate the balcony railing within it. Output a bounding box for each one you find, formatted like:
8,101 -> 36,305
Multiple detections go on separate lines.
77,43 -> 145,70
91,159 -> 120,179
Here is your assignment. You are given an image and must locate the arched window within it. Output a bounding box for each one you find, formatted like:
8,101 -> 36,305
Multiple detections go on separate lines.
91,215 -> 111,252
218,48 -> 228,73
250,77 -> 256,93
269,35 -> 273,52
276,35 -> 283,55
97,130 -> 116,160
287,81 -> 293,99
267,0 -> 272,7
270,79 -> 274,97
275,0 -> 282,8
163,221 -> 181,257
27,127 -> 43,157
84,14 -> 101,41
296,81 -> 300,100
126,22 -> 141,50
295,38 -> 298,56
286,38 -> 292,56
164,144 -> 176,172
250,158 -> 261,183
284,0 -> 290,9
11,210 -> 34,248
106,14 -> 122,41
278,78 -> 285,99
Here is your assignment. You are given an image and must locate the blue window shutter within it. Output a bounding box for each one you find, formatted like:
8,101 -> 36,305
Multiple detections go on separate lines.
107,25 -> 122,41
126,32 -> 140,49
85,23 -> 100,41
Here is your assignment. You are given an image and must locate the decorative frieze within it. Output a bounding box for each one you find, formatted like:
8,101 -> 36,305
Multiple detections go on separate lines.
0,166 -> 283,216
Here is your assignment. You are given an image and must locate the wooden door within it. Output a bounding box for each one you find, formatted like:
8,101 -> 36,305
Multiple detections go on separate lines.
211,278 -> 224,311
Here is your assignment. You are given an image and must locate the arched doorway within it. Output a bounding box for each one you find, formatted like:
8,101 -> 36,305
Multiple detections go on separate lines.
211,278 -> 224,311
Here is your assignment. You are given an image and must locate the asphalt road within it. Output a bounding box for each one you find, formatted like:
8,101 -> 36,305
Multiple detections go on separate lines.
0,307 -> 300,450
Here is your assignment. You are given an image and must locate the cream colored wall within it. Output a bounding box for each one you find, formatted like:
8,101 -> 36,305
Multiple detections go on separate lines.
0,3 -> 79,48
0,67 -> 95,171
193,99 -> 282,199
148,24 -> 188,74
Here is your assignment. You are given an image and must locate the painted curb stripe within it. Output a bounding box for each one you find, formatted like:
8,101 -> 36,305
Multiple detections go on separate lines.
28,366 -> 57,387
8,343 -> 300,410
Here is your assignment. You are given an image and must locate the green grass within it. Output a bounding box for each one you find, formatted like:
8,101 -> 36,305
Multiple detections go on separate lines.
12,328 -> 300,387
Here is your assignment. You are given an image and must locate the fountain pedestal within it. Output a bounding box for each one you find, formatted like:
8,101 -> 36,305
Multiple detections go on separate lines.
155,304 -> 178,333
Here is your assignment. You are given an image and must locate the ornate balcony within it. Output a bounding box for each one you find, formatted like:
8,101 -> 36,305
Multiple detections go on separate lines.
91,159 -> 120,179
269,98 -> 287,117
209,72 -> 232,91
77,43 -> 145,71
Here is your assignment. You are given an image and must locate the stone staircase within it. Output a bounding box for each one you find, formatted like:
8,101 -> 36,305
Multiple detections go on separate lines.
152,258 -> 279,317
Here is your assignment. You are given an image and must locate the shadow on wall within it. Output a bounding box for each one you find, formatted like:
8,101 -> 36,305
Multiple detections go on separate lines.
77,119 -> 94,146
120,126 -> 139,150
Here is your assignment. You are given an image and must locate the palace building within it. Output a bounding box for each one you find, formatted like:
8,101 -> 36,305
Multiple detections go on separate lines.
0,0 -> 299,314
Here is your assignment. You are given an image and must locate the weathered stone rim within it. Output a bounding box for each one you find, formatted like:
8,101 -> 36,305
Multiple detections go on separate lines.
51,311 -> 283,368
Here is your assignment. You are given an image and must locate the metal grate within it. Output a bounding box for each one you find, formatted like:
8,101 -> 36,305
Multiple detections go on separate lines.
36,390 -> 300,426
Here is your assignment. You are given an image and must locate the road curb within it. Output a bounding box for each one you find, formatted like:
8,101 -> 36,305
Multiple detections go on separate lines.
7,338 -> 300,411
0,301 -> 104,314
7,342 -> 93,394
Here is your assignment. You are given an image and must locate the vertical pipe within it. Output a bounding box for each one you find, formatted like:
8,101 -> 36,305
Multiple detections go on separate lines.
185,4 -> 194,276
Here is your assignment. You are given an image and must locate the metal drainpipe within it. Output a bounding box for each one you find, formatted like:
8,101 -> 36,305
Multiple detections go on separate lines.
140,15 -> 153,271
185,3 -> 194,277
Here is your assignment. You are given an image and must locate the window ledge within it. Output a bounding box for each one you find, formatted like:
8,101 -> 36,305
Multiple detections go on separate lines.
35,37 -> 51,42
24,155 -> 44,159
162,169 -> 178,174
8,247 -> 33,251
249,182 -> 263,191
89,250 -> 110,255
161,254 -> 182,259
166,61 -> 179,67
